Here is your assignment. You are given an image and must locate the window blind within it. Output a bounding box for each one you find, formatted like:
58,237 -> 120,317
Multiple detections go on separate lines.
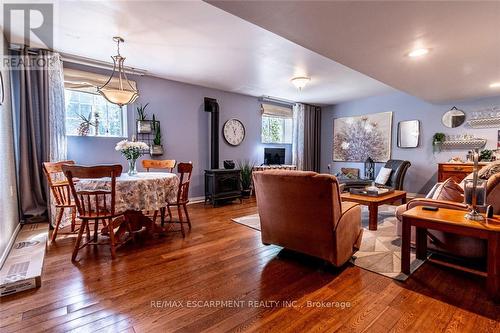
261,103 -> 293,118
63,68 -> 137,95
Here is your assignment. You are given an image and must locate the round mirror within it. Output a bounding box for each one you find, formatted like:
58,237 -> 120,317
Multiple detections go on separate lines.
442,107 -> 466,128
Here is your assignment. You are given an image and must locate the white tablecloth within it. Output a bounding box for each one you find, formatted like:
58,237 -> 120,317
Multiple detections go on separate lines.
76,172 -> 179,213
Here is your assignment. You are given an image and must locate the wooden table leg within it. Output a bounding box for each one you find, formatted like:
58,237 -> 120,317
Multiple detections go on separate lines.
416,227 -> 427,260
368,203 -> 378,230
401,217 -> 411,275
401,193 -> 407,204
487,232 -> 499,302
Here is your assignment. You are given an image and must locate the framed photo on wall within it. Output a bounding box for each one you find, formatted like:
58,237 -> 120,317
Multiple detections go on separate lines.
333,112 -> 393,162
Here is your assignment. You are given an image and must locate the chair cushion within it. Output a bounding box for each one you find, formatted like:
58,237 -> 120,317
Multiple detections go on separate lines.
374,167 -> 392,185
431,178 -> 464,202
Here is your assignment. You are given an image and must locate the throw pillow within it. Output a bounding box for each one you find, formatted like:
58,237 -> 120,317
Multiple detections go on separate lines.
478,161 -> 500,180
374,167 -> 392,185
432,178 -> 464,202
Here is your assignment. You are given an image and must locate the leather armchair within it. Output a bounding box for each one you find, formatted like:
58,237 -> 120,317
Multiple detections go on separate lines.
395,172 -> 500,258
252,170 -> 363,267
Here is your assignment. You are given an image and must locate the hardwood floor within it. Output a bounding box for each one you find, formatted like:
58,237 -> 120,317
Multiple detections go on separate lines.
1,198 -> 499,332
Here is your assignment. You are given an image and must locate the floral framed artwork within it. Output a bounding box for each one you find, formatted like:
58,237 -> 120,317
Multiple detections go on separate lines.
333,112 -> 393,162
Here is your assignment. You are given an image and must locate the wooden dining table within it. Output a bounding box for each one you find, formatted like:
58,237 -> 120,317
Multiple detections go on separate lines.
75,172 -> 179,240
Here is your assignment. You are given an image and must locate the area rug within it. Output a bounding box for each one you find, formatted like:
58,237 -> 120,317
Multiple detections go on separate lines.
231,205 -> 425,281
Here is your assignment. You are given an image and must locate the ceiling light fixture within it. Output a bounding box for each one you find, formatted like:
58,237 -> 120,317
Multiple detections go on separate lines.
98,36 -> 139,107
291,76 -> 311,91
407,48 -> 430,58
489,82 -> 500,89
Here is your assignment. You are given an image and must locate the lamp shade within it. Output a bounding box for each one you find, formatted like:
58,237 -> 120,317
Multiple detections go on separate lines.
291,76 -> 310,90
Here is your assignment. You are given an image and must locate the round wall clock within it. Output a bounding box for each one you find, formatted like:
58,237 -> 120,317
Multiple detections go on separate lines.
223,118 -> 245,146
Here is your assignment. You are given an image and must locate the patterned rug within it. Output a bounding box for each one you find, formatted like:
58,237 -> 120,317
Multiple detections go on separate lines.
231,205 -> 425,281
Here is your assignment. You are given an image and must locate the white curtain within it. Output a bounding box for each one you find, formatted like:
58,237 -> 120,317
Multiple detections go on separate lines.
292,103 -> 305,170
48,53 -> 67,162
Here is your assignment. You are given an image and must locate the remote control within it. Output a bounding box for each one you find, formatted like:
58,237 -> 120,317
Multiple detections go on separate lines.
422,206 -> 439,212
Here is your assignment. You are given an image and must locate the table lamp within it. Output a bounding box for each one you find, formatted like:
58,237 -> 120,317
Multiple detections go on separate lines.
464,149 -> 486,221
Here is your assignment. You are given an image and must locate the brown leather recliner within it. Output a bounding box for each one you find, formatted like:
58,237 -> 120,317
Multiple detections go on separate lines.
395,172 -> 500,258
252,170 -> 363,267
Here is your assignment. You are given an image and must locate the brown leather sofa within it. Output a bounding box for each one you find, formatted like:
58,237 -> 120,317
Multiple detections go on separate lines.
252,170 -> 363,267
395,172 -> 500,258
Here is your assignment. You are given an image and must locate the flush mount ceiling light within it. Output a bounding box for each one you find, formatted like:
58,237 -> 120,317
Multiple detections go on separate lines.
407,48 -> 430,58
98,36 -> 139,107
489,82 -> 500,89
291,76 -> 311,91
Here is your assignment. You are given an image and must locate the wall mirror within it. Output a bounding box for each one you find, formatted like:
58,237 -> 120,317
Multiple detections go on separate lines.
442,106 -> 466,128
397,120 -> 420,148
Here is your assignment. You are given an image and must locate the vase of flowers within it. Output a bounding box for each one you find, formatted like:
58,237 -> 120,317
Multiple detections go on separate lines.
115,139 -> 149,176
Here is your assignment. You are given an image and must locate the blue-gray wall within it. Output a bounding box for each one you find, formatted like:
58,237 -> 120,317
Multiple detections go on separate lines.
65,64 -> 291,198
321,91 -> 500,194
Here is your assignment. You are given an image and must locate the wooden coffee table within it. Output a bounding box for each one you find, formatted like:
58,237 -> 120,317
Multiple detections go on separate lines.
341,190 -> 407,230
401,207 -> 500,302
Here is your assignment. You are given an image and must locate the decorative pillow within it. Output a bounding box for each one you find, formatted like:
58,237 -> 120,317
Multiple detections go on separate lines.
374,167 -> 392,185
478,161 -> 500,180
432,178 -> 464,202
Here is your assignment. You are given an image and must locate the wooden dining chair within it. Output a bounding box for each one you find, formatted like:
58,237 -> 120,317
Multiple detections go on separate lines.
43,160 -> 78,242
142,159 -> 177,222
142,159 -> 176,172
62,164 -> 124,261
162,162 -> 193,237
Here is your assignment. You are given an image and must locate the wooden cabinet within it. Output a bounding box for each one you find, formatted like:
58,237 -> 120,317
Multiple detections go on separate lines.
438,163 -> 487,183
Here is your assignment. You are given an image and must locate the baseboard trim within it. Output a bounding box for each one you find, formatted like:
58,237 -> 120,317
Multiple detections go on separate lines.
0,223 -> 21,270
188,196 -> 205,204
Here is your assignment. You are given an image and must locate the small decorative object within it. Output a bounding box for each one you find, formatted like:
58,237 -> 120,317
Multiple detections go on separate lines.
136,103 -> 152,133
464,149 -> 486,221
97,37 -> 139,107
397,120 -> 420,148
238,160 -> 255,197
479,149 -> 493,162
223,118 -> 245,146
150,119 -> 163,156
448,156 -> 464,163
366,181 -> 378,192
364,157 -> 375,180
442,106 -> 466,128
77,112 -> 94,136
115,139 -> 149,176
223,160 -> 235,169
432,132 -> 446,152
333,112 -> 392,162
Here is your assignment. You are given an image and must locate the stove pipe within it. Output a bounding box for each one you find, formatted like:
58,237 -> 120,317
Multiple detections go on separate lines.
204,97 -> 219,170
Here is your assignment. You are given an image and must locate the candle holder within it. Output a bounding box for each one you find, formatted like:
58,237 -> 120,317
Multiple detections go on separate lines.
463,148 -> 486,221
464,179 -> 486,221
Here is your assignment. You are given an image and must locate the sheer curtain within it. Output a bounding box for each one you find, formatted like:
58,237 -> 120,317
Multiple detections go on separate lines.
15,49 -> 66,220
292,103 -> 321,172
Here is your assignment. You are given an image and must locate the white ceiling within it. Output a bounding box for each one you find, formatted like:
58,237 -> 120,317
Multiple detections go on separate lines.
208,0 -> 500,103
2,0 -> 394,105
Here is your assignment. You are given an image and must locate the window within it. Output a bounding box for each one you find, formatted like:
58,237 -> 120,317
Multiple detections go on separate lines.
261,103 -> 293,144
64,89 -> 127,137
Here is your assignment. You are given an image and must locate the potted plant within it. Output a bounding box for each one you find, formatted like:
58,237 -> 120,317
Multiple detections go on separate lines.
432,132 -> 446,152
238,160 -> 255,198
136,103 -> 152,133
150,117 -> 163,155
77,112 -> 94,136
479,149 -> 493,162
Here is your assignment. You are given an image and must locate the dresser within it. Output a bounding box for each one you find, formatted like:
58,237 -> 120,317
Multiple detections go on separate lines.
437,162 -> 488,183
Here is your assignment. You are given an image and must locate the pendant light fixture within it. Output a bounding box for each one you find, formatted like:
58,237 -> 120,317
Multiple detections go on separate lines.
98,36 -> 139,107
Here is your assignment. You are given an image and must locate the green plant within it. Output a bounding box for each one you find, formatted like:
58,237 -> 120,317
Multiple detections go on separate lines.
480,149 -> 492,161
432,132 -> 446,152
77,112 -> 94,136
238,160 -> 255,191
153,124 -> 162,146
136,103 -> 149,121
